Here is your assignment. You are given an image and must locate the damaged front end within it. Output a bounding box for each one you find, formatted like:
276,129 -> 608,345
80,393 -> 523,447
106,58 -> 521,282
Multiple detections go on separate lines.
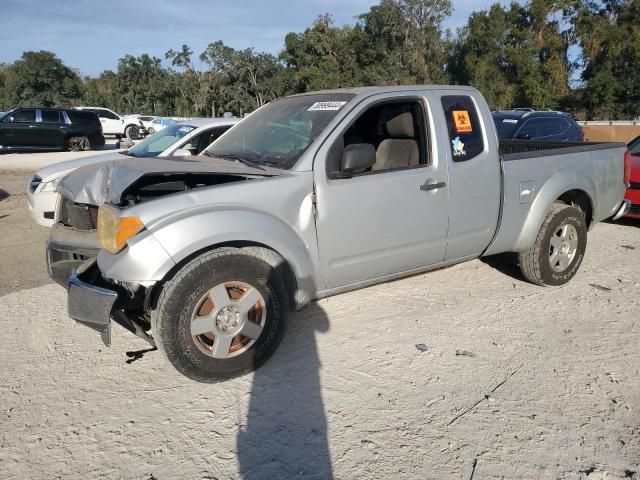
49,155 -> 282,347
68,258 -> 154,347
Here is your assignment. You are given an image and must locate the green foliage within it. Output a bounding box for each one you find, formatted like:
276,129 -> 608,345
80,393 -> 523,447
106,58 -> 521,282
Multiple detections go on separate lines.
448,1 -> 572,110
0,51 -> 83,109
573,0 -> 640,119
0,0 -> 636,119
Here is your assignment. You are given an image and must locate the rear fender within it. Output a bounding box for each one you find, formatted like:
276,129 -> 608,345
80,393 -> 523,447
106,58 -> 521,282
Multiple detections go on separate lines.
514,170 -> 596,252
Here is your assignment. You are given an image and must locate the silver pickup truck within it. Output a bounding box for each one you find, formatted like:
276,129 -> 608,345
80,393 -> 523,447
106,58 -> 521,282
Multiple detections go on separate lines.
49,86 -> 631,382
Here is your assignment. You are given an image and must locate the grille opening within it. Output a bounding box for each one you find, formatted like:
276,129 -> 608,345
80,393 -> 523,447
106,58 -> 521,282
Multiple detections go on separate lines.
59,197 -> 98,230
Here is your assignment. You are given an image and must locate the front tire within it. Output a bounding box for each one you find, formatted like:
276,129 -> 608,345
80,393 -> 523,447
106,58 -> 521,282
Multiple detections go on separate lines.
153,248 -> 288,382
518,204 -> 587,286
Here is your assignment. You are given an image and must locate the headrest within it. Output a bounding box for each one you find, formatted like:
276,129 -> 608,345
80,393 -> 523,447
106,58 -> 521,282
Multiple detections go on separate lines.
386,112 -> 414,138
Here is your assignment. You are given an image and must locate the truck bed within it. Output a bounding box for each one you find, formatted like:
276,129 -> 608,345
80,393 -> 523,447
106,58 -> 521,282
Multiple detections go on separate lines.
484,139 -> 628,257
499,139 -> 625,160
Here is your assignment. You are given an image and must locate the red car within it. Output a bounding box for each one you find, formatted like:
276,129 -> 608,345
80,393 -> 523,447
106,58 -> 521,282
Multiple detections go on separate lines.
626,135 -> 640,219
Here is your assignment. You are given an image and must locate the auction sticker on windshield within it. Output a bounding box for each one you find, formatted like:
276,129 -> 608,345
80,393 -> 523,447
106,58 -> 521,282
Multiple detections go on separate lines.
308,101 -> 347,111
453,110 -> 473,133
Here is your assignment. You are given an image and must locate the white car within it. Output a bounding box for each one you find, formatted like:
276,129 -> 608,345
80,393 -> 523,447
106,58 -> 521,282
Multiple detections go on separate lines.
75,107 -> 145,140
135,115 -> 158,132
146,117 -> 177,134
28,118 -> 240,227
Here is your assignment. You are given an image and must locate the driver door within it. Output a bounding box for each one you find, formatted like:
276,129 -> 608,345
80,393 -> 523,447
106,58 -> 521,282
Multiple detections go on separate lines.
313,93 -> 449,290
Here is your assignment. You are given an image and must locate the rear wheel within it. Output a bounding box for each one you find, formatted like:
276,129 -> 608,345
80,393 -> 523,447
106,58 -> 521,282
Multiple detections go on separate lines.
66,136 -> 90,152
153,248 -> 288,382
125,125 -> 140,140
518,204 -> 587,286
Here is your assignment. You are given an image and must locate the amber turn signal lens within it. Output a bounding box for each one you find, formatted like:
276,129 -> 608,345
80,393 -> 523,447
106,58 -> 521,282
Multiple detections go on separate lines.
97,206 -> 144,254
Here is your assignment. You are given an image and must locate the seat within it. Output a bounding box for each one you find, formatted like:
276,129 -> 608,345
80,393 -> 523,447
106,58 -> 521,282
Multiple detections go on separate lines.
372,112 -> 419,171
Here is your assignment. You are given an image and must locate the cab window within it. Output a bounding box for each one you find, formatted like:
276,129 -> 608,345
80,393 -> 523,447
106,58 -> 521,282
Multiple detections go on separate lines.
328,99 -> 428,178
441,95 -> 484,161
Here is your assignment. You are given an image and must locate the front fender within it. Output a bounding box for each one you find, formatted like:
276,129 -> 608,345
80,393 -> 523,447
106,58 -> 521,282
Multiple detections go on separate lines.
514,169 -> 596,252
152,208 -> 320,305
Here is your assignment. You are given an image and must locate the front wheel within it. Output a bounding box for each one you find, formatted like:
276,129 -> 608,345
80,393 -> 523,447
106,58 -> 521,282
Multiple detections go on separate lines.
518,204 -> 587,286
153,248 -> 288,382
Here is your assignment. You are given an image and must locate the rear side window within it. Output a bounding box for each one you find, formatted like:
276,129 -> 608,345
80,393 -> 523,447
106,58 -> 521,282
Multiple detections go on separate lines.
42,110 -> 62,123
68,110 -> 99,124
441,96 -> 484,162
539,118 -> 569,137
517,119 -> 540,139
96,109 -> 119,120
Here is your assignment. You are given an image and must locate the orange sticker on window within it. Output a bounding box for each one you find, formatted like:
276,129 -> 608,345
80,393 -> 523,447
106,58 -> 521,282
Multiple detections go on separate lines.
453,110 -> 472,133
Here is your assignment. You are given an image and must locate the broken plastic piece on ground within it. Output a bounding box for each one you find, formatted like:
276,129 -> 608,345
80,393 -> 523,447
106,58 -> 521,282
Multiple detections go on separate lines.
589,283 -> 612,292
125,346 -> 158,364
415,343 -> 428,352
456,350 -> 476,357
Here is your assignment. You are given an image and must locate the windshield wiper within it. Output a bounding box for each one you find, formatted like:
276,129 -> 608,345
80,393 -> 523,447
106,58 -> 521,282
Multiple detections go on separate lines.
203,151 -> 265,171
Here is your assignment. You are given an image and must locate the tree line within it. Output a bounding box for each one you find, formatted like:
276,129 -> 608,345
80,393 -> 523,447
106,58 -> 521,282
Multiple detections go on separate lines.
0,0 -> 637,120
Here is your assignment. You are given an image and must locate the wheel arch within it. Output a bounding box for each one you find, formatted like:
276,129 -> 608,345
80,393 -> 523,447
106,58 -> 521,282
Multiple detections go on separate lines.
514,170 -> 596,252
145,240 -> 314,315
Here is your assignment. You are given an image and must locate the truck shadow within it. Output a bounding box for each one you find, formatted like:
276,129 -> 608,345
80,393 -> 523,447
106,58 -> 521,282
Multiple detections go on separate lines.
480,252 -> 527,283
605,217 -> 639,229
237,301 -> 333,480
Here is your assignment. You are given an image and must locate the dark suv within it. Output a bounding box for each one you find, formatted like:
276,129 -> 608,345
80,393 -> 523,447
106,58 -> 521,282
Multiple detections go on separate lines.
492,110 -> 584,142
0,107 -> 105,151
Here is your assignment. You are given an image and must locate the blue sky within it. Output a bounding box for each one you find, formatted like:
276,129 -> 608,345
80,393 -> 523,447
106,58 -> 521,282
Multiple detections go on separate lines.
1,0 -> 505,77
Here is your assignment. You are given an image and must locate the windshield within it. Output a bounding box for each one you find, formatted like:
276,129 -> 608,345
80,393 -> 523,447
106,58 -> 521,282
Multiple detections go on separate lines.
126,124 -> 196,158
493,115 -> 521,139
204,93 -> 355,169
628,136 -> 640,155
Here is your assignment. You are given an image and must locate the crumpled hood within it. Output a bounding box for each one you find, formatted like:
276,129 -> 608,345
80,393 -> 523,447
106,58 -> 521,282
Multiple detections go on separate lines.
57,155 -> 282,205
37,151 -> 127,182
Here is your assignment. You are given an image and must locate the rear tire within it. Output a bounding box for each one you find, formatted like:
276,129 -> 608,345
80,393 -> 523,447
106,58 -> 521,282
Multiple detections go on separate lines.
125,125 -> 140,140
66,136 -> 90,152
153,248 -> 288,383
518,204 -> 587,286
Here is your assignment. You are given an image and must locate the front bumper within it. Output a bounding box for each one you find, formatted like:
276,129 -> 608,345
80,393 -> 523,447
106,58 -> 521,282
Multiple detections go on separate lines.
612,199 -> 632,221
27,190 -> 58,227
624,187 -> 640,219
68,260 -> 118,346
46,225 -> 101,287
67,259 -> 155,347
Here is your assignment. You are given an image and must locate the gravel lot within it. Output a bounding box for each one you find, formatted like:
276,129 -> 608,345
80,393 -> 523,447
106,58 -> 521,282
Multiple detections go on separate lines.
0,152 -> 639,479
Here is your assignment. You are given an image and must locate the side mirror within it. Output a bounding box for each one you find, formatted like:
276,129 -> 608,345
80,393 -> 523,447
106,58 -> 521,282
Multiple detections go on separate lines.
340,143 -> 376,176
516,133 -> 531,140
173,148 -> 192,157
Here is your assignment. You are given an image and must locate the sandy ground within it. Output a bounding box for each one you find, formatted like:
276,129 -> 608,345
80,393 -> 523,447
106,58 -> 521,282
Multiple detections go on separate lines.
0,166 -> 639,479
0,171 -> 52,294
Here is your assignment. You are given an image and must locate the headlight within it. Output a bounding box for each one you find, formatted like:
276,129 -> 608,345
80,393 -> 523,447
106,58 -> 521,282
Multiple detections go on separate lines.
97,206 -> 145,254
39,179 -> 59,192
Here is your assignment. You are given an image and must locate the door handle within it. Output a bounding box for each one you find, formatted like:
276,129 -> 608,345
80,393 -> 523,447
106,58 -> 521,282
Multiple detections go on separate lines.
28,124 -> 37,128
420,181 -> 446,192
